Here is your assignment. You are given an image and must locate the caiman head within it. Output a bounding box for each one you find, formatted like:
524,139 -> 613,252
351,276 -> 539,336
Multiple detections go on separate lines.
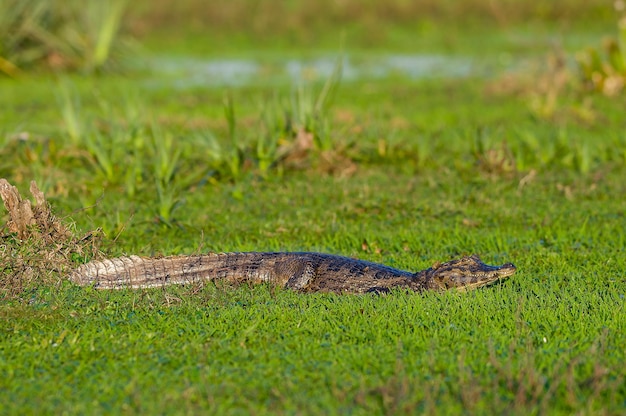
422,254 -> 516,292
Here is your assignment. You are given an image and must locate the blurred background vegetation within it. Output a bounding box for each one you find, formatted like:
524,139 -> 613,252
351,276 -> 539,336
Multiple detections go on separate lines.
0,0 -> 622,74
127,0 -> 614,31
130,0 -> 615,30
0,0 -> 128,74
1,0 -> 625,223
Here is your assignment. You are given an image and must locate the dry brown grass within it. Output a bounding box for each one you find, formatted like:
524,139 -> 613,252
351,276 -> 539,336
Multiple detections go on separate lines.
0,179 -> 101,300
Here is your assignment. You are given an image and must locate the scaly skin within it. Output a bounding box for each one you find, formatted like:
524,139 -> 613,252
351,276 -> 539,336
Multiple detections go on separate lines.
70,252 -> 516,294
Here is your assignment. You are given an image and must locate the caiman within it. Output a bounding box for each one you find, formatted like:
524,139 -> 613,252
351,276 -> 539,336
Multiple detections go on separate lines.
70,252 -> 516,294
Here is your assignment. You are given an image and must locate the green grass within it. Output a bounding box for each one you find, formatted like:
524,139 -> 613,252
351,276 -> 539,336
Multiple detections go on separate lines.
2,6 -> 626,414
2,168 -> 625,414
2,281 -> 624,414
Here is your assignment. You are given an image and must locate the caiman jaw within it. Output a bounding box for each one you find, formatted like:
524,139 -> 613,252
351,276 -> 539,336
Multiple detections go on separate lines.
425,254 -> 516,292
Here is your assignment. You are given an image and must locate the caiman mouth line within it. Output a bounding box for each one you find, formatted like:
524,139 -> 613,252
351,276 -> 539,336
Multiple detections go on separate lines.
454,267 -> 517,292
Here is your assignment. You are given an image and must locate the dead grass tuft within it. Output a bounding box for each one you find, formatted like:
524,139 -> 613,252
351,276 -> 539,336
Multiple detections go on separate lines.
0,179 -> 102,300
475,141 -> 517,178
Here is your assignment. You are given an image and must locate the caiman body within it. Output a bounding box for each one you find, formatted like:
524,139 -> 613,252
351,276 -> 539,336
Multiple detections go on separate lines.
70,252 -> 516,294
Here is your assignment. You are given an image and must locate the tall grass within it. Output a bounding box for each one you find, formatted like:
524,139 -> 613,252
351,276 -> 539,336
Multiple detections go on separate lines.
11,77 -> 626,218
56,81 -> 349,219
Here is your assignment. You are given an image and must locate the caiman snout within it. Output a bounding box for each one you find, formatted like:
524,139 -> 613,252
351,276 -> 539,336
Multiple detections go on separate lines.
427,255 -> 517,291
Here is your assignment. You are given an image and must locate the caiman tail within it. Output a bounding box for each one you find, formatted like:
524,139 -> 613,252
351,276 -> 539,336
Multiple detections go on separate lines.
69,253 -> 286,289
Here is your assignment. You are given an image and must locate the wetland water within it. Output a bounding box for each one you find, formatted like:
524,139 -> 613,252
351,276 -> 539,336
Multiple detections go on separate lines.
144,54 -> 475,89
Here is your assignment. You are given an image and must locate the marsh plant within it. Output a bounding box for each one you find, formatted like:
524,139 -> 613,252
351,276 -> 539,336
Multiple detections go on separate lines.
576,7 -> 626,96
258,59 -> 343,171
0,0 -> 129,75
198,69 -> 343,180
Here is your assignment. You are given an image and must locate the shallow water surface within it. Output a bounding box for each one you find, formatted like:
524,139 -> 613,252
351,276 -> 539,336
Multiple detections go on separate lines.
145,54 -> 474,89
